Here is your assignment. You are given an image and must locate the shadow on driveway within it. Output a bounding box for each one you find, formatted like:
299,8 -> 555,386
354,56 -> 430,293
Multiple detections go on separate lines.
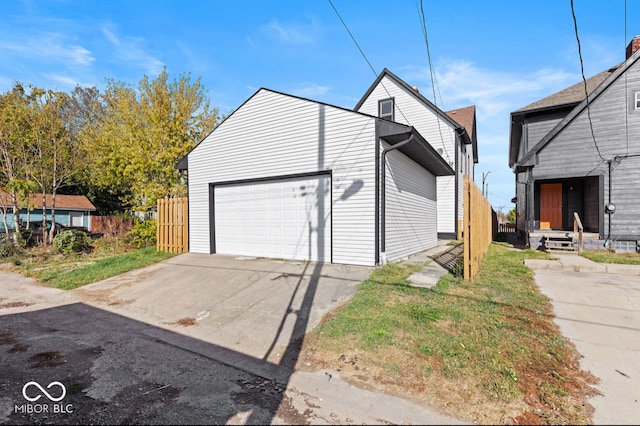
0,255 -> 463,425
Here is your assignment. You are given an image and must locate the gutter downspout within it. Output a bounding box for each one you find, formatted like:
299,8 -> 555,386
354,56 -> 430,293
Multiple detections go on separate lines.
380,134 -> 414,264
606,159 -> 613,245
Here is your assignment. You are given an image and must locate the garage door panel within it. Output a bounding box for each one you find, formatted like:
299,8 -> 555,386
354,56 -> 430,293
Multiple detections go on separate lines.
214,175 -> 331,262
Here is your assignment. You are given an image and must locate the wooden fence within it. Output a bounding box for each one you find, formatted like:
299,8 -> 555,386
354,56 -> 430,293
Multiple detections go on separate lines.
498,222 -> 516,233
463,176 -> 496,281
157,197 -> 188,253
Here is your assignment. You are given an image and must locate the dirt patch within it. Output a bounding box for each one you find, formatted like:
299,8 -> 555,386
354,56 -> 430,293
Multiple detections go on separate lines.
0,301 -> 34,309
166,317 -> 197,327
299,306 -> 598,424
29,351 -> 66,368
0,332 -> 18,346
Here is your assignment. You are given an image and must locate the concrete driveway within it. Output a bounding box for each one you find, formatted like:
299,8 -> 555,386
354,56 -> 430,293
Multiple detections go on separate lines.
0,254 -> 464,425
527,255 -> 640,425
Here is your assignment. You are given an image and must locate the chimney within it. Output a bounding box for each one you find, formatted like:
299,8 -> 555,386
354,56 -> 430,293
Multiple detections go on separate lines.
412,85 -> 419,93
626,36 -> 640,59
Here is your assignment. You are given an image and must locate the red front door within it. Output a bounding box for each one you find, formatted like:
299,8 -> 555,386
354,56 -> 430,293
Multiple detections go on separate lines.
540,183 -> 562,229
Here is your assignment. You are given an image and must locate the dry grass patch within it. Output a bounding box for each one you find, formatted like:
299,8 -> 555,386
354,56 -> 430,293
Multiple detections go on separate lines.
300,243 -> 599,424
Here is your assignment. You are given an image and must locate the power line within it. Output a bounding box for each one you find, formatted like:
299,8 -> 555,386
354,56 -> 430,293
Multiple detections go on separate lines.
570,0 -> 606,163
416,0 -> 450,164
329,0 -> 452,164
625,0 -> 629,156
327,0 -> 377,78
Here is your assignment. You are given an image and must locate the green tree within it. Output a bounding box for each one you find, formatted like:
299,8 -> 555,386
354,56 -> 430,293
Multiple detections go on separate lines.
0,83 -> 34,242
84,68 -> 220,212
507,208 -> 516,223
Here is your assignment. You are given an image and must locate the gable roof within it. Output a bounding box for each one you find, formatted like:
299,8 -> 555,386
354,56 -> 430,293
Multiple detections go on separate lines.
178,87 -> 454,177
516,48 -> 640,167
0,192 -> 96,211
354,68 -> 477,162
515,67 -> 619,113
446,105 -> 478,163
354,68 -> 465,134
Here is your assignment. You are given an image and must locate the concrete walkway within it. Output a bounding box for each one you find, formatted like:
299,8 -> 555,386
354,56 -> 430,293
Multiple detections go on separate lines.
526,254 -> 640,425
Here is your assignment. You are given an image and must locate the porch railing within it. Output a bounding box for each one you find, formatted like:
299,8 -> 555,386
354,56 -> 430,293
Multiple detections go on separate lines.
573,212 -> 584,253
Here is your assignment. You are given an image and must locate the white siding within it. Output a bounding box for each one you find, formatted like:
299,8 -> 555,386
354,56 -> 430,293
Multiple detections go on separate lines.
188,89 -> 378,266
437,175 -> 456,234
383,142 -> 438,261
356,75 -> 459,235
215,175 -> 331,262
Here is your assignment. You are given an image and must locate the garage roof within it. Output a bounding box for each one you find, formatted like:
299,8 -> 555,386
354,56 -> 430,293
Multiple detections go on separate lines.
377,120 -> 454,176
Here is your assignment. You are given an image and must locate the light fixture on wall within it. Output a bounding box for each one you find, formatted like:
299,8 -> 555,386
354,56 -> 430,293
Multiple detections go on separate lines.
605,203 -> 616,214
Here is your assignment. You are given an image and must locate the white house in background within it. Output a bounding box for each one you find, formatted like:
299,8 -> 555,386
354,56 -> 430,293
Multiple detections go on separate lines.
177,88 -> 453,266
355,69 -> 478,239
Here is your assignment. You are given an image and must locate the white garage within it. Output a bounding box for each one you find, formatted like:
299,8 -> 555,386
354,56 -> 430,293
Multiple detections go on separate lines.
179,88 -> 453,266
213,174 -> 331,262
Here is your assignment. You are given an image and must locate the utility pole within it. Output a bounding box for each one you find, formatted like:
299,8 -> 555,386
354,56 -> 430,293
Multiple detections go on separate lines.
482,171 -> 491,197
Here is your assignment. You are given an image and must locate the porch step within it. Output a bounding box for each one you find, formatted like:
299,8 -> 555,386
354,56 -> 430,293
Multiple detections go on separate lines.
542,234 -> 577,253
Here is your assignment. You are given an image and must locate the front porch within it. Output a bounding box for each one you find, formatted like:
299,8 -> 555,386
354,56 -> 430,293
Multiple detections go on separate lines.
528,230 -> 603,253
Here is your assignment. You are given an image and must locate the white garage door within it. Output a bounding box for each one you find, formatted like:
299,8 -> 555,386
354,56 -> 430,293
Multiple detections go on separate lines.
214,174 -> 331,262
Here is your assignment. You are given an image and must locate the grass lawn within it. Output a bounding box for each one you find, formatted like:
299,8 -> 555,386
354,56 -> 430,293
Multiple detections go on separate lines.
300,243 -> 598,424
9,237 -> 174,290
581,249 -> 640,265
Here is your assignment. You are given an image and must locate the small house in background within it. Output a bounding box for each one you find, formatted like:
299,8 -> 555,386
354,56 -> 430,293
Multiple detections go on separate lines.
509,37 -> 640,252
0,192 -> 96,233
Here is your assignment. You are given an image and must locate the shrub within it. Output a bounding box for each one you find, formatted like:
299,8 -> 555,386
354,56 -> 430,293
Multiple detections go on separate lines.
18,228 -> 35,248
126,218 -> 156,249
0,241 -> 21,258
53,230 -> 92,255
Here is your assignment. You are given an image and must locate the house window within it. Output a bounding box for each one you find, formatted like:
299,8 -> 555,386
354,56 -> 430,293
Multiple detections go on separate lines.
635,91 -> 640,109
378,98 -> 394,121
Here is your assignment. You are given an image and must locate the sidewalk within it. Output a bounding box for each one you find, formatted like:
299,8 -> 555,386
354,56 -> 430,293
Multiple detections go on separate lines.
524,253 -> 640,276
526,254 -> 640,425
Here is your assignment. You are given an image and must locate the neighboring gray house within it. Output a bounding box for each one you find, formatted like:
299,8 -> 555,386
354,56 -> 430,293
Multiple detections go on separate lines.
355,69 -> 478,239
178,88 -> 453,266
509,37 -> 640,251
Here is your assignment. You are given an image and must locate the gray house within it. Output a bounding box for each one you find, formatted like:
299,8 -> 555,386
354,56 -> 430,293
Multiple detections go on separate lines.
509,37 -> 640,252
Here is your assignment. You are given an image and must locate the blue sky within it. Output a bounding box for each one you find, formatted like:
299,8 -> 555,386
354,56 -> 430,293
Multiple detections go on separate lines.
1,0 -> 637,213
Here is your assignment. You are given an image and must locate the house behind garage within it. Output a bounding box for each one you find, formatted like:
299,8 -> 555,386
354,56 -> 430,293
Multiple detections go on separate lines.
355,69 -> 478,239
179,88 -> 453,266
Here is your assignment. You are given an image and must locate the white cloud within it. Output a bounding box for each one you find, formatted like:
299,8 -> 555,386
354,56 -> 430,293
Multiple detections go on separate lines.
1,35 -> 94,66
291,82 -> 331,98
399,60 -> 581,209
436,60 -> 575,117
260,18 -> 317,45
101,24 -> 165,76
43,73 -> 95,89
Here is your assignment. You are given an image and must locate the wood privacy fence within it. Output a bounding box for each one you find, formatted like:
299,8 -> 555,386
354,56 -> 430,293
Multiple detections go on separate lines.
157,197 -> 188,253
463,176 -> 496,281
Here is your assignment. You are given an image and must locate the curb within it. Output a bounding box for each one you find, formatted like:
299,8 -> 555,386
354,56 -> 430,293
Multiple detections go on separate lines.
524,259 -> 640,276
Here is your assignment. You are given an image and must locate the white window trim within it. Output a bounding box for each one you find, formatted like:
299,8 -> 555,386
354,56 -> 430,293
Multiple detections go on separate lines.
378,98 -> 394,121
634,91 -> 640,109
